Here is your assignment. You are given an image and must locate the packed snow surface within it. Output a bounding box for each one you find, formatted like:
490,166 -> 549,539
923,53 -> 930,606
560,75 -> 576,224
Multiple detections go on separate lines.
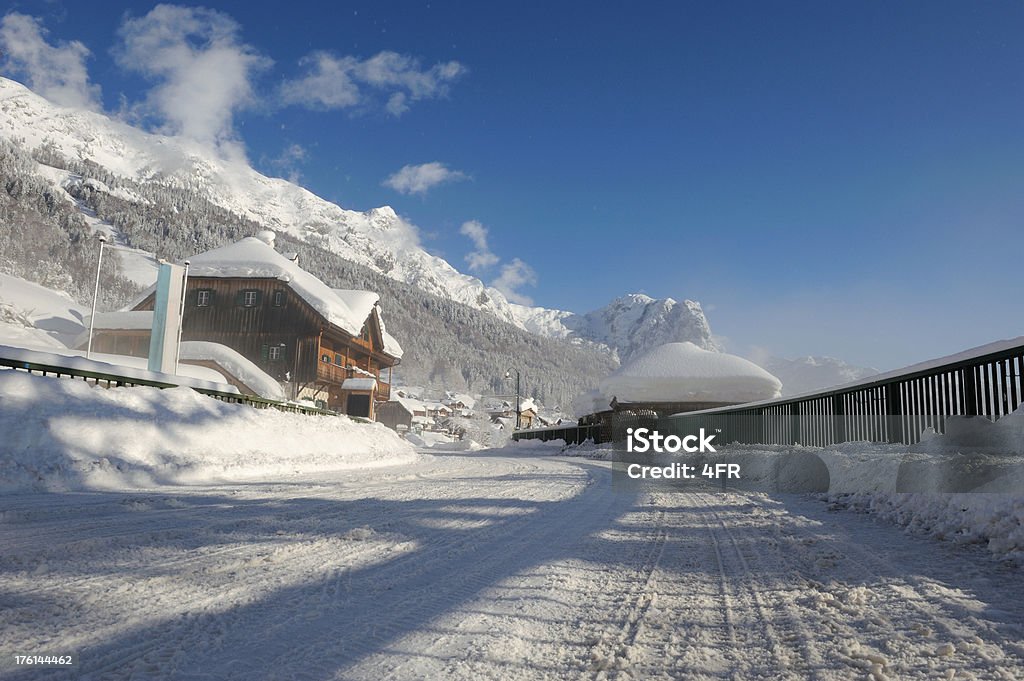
0,371 -> 418,492
600,341 -> 783,404
2,435 -> 1022,679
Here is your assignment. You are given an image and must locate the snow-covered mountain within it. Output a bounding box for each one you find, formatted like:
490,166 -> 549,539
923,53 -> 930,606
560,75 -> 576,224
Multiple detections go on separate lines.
0,76 -> 714,358
760,355 -> 879,396
564,294 -> 717,362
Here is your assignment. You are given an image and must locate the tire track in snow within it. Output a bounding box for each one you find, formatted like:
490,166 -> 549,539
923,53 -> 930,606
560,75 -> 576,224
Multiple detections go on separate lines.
1,456 -> 567,681
691,493 -> 804,680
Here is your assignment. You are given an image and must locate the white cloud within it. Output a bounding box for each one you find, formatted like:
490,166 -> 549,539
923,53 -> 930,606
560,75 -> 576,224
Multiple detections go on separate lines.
459,220 -> 499,271
0,12 -> 101,110
114,4 -> 271,149
267,143 -> 307,183
383,161 -> 468,195
281,50 -> 465,116
492,258 -> 538,306
280,51 -> 360,109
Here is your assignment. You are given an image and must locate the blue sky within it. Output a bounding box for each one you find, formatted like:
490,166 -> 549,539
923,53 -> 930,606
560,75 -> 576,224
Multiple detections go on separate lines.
2,1 -> 1023,370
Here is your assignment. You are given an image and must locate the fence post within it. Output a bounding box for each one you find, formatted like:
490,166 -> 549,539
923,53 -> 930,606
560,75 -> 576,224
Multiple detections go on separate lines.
963,367 -> 979,416
832,393 -> 846,445
885,382 -> 904,444
789,403 -> 800,445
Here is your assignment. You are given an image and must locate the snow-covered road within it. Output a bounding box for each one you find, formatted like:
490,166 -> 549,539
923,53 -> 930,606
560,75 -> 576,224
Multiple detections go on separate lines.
2,449 -> 1022,680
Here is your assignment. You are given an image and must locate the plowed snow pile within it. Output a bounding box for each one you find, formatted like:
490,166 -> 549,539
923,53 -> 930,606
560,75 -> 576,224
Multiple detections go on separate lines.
0,371 -> 420,491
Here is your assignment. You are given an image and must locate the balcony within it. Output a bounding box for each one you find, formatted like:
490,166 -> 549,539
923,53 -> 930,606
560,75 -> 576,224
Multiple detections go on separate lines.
315,360 -> 390,400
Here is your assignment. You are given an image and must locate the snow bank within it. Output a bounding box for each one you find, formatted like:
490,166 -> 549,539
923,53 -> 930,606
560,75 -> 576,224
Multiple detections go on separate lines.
600,342 -> 782,405
0,272 -> 86,348
0,371 -> 420,492
179,340 -> 285,400
637,406 -> 1024,561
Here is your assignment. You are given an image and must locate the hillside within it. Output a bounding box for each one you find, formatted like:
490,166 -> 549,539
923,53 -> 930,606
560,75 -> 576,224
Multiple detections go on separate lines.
0,76 -> 717,360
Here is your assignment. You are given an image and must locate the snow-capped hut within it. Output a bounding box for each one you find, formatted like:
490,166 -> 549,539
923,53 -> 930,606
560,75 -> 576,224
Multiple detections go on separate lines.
591,342 -> 782,440
126,232 -> 403,418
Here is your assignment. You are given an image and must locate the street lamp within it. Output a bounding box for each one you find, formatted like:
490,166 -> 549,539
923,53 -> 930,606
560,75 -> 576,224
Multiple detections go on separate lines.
86,234 -> 108,359
504,367 -> 521,430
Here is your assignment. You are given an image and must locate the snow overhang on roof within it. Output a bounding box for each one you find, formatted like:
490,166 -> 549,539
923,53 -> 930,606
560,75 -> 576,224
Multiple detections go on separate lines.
86,310 -> 153,330
342,377 -> 378,392
599,342 -> 783,404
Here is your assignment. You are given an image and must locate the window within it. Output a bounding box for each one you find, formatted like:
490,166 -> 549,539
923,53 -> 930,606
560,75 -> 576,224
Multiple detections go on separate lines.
242,290 -> 258,307
272,290 -> 285,307
196,289 -> 212,307
321,354 -> 331,363
269,346 -> 283,361
334,353 -> 344,366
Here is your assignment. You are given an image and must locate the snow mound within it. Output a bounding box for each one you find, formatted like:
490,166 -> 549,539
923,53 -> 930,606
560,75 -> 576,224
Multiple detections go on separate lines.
600,342 -> 782,404
0,272 -> 87,348
0,371 -> 420,492
179,341 -> 285,401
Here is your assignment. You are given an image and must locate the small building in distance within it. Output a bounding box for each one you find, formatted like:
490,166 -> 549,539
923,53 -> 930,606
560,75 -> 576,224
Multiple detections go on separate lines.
90,232 -> 403,418
376,396 -> 425,432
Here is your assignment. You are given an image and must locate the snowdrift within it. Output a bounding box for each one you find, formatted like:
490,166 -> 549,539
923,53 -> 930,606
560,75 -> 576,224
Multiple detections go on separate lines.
600,405 -> 1024,562
0,371 -> 420,492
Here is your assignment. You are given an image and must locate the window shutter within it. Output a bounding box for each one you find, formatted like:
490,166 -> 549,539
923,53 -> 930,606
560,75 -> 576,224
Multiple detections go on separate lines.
253,291 -> 262,306
260,343 -> 269,361
236,291 -> 246,306
207,290 -> 215,306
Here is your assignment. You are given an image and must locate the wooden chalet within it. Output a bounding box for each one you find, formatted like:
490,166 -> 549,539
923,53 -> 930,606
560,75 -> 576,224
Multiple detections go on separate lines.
125,233 -> 402,418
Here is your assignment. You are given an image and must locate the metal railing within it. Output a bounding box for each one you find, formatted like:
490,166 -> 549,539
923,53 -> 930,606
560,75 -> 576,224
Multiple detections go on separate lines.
0,355 -> 337,417
513,423 -> 602,446
662,338 -> 1023,447
513,337 -> 1024,447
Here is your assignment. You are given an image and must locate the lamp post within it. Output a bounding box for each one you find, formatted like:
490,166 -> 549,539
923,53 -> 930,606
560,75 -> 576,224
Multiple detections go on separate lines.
86,234 -> 108,359
504,367 -> 521,430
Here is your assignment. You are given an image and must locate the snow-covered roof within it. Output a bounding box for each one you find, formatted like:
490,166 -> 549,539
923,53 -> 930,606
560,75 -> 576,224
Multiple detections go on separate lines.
392,396 -> 426,413
342,377 -> 378,392
443,392 -> 477,409
373,305 -> 403,361
86,310 -> 153,330
178,341 -> 285,401
185,237 -> 402,359
599,342 -> 782,404
333,289 -> 379,323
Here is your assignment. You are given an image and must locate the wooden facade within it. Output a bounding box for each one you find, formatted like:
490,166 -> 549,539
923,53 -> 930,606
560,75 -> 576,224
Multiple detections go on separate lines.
132,275 -> 398,416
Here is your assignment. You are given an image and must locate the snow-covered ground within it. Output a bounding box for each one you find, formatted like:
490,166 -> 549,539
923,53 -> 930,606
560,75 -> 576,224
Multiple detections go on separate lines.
2,394 -> 1023,679
0,371 -> 419,492
0,272 -> 87,349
